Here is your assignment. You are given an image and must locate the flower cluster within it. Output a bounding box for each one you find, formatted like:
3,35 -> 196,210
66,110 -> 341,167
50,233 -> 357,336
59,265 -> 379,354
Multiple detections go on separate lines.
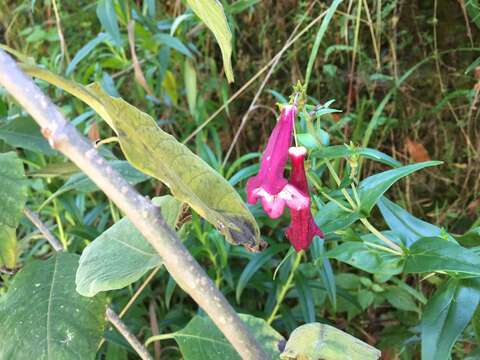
246,104 -> 323,251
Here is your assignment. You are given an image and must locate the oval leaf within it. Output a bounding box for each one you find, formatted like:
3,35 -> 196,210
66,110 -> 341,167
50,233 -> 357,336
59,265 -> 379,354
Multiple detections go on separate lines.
76,196 -> 181,297
280,323 -> 381,360
0,253 -> 106,359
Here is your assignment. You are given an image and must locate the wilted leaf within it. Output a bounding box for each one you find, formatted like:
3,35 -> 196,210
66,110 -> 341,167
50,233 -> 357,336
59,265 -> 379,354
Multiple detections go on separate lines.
0,152 -> 27,268
150,314 -> 283,360
405,138 -> 430,162
21,66 -> 262,251
76,196 -> 181,297
280,323 -> 381,360
186,0 -> 235,82
0,253 -> 106,359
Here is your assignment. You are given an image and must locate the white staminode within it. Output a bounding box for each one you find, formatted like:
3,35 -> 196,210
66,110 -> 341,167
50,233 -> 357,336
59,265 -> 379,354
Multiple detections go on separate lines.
288,146 -> 307,157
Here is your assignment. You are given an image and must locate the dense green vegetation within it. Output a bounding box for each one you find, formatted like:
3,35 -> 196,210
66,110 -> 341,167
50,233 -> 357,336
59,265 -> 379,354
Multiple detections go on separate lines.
1,0 -> 480,359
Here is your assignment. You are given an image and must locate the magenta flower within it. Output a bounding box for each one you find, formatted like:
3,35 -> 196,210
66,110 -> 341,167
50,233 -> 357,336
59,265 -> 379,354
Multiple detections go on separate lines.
285,146 -> 324,252
246,105 -> 309,218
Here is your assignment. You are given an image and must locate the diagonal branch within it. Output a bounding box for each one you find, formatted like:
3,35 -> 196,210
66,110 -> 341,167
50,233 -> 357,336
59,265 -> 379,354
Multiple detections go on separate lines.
23,207 -> 154,360
0,49 -> 266,360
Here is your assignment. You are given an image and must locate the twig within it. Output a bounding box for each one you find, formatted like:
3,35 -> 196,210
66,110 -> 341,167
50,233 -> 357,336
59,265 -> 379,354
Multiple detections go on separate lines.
106,307 -> 154,360
0,49 -> 266,360
22,207 -> 154,360
23,208 -> 63,252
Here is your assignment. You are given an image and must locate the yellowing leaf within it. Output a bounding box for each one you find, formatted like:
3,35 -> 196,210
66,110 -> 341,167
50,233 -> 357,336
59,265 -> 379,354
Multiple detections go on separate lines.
186,0 -> 235,83
0,226 -> 16,269
0,152 -> 27,268
162,70 -> 178,105
184,59 -> 197,115
22,65 -> 263,251
280,323 -> 381,360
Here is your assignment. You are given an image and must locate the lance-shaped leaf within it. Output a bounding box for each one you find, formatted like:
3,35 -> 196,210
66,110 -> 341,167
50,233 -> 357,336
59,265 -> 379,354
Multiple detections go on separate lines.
22,66 -> 262,251
76,196 -> 182,297
421,278 -> 480,360
186,0 -> 234,82
280,323 -> 381,360
0,151 -> 28,268
0,253 -> 106,359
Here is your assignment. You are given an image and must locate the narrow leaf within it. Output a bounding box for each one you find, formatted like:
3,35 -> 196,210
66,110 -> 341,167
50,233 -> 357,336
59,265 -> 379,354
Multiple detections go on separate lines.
96,0 -> 122,47
421,278 -> 480,360
358,161 -> 442,213
405,237 -> 480,276
377,196 -> 453,246
186,0 -> 235,82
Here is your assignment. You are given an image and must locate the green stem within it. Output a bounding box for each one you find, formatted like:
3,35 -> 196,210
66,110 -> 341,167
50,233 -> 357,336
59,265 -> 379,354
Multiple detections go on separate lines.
145,333 -> 176,346
52,198 -> 67,249
360,218 -> 402,253
267,251 -> 303,325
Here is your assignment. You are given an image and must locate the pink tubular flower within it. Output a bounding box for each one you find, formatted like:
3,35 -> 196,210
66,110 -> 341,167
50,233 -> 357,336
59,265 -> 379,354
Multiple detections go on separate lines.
246,105 -> 309,218
285,146 -> 324,252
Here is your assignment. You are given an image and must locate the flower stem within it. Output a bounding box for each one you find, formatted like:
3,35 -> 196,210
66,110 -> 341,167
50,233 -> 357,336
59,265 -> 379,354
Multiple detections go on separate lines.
360,217 -> 403,253
324,158 -> 403,254
267,251 -> 303,325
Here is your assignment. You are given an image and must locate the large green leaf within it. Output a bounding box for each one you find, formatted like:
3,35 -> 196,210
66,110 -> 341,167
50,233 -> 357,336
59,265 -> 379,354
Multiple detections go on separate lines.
22,66 -> 262,251
421,278 -> 480,360
357,161 -> 442,214
312,145 -> 401,168
0,151 -> 27,267
280,323 -> 381,360
326,241 -> 403,278
377,196 -> 454,246
0,253 -> 106,359
405,237 -> 480,276
76,196 -> 181,297
154,314 -> 283,360
186,0 -> 234,82
0,117 -> 56,155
